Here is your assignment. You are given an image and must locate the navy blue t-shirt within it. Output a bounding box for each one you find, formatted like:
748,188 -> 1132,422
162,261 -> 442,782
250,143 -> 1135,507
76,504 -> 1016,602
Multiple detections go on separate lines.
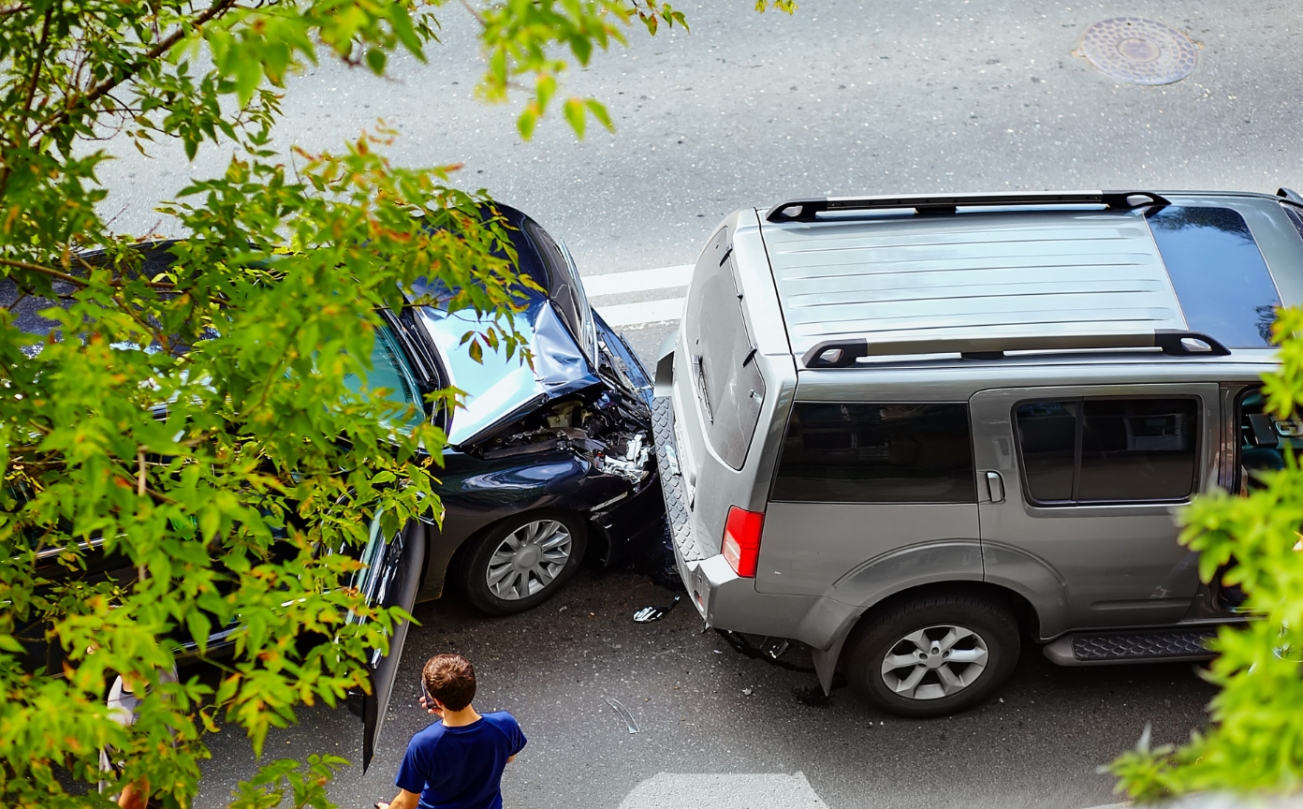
395,712 -> 526,809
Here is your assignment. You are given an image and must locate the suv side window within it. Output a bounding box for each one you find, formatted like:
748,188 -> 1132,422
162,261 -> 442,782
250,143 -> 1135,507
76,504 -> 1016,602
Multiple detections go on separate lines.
1014,398 -> 1199,504
772,403 -> 976,503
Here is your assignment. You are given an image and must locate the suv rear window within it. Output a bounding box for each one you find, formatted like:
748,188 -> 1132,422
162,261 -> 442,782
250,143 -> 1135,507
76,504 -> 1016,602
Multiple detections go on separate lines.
772,403 -> 976,503
1147,206 -> 1280,348
683,228 -> 765,470
1014,398 -> 1199,504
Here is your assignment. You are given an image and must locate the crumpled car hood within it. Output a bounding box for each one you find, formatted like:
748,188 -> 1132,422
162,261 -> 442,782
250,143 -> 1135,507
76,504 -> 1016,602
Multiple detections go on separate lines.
415,298 -> 601,447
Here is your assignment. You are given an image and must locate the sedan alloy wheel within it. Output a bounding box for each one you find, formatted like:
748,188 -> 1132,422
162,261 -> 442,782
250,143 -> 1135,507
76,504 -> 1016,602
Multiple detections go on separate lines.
486,519 -> 573,600
462,510 -> 588,615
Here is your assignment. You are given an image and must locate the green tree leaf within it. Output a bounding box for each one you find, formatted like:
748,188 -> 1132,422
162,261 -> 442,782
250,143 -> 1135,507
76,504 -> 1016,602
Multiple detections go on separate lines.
563,97 -> 586,138
585,98 -> 614,132
1108,305 -> 1303,800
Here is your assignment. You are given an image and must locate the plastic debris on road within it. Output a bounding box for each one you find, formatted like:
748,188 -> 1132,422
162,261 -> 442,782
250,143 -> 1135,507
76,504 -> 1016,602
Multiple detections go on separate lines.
718,629 -> 816,674
605,697 -> 640,734
633,594 -> 681,623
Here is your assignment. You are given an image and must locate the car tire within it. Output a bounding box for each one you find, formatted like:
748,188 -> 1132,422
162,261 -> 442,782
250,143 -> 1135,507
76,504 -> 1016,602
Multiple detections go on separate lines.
461,511 -> 588,615
845,593 -> 1020,717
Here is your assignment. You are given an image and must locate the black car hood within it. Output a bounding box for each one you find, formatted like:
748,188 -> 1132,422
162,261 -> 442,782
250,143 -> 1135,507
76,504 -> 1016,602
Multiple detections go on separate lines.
415,297 -> 602,448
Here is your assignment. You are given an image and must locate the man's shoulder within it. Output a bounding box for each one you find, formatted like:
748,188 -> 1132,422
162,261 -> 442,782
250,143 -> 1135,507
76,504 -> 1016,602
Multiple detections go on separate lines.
479,711 -> 521,734
480,711 -> 525,755
479,713 -> 523,739
407,721 -> 450,751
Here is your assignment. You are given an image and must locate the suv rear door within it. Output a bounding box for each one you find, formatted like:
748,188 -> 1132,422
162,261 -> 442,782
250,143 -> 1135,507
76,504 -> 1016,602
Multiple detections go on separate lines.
970,384 -> 1218,632
758,401 -> 981,595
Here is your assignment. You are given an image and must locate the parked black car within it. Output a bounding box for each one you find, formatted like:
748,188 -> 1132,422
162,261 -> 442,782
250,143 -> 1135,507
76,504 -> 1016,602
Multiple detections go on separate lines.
388,204 -> 662,613
6,204 -> 663,766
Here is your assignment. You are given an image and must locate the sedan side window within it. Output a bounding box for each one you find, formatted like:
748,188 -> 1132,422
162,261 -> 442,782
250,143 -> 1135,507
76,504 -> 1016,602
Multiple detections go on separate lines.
1014,398 -> 1199,504
342,327 -> 427,431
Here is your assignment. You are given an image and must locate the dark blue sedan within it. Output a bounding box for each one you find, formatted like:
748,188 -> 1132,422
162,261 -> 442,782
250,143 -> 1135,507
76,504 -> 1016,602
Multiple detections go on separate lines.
365,203 -> 663,619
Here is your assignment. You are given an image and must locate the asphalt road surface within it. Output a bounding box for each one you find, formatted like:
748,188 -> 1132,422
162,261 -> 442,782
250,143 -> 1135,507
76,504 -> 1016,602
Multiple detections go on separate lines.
194,566 -> 1215,809
84,0 -> 1303,806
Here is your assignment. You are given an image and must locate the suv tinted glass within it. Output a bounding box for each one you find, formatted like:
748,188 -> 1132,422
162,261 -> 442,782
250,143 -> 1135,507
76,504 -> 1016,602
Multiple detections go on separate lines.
1147,206 -> 1280,348
773,403 -> 975,503
1015,398 -> 1198,504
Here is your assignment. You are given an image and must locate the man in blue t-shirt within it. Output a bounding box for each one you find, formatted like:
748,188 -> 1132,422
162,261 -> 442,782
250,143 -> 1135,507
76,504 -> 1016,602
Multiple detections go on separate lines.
376,653 -> 526,809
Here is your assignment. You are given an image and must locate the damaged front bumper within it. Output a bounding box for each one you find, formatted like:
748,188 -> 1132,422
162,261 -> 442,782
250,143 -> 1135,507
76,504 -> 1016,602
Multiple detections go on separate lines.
589,472 -> 665,566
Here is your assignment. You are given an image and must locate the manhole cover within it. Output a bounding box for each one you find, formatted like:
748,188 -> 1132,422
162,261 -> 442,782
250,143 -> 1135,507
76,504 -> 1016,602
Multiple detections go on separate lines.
1080,17 -> 1197,85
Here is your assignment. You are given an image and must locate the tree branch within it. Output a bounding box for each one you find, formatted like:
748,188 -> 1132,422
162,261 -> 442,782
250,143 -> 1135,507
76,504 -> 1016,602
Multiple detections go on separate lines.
457,0 -> 486,26
30,0 -> 240,142
0,6 -> 54,199
0,257 -> 88,287
111,296 -> 173,354
19,7 -> 52,126
0,257 -> 177,290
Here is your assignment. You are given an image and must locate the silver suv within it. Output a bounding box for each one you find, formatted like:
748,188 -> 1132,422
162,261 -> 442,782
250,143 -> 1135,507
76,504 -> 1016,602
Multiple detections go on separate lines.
652,190 -> 1303,716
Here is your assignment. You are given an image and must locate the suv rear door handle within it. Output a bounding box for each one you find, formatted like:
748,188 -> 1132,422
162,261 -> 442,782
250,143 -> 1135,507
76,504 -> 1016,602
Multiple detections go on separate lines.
984,471 -> 1005,504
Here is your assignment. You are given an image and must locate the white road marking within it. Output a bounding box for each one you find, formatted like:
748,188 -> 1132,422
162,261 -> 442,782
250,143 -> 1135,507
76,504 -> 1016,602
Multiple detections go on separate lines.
582,264 -> 694,298
595,297 -> 685,328
617,772 -> 830,809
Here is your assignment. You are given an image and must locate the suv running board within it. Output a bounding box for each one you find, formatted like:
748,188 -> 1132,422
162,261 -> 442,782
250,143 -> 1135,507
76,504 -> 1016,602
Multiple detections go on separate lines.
1043,629 -> 1217,666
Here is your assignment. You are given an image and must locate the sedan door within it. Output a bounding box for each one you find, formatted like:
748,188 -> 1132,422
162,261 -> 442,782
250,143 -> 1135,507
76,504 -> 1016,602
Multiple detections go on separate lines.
346,512 -> 426,771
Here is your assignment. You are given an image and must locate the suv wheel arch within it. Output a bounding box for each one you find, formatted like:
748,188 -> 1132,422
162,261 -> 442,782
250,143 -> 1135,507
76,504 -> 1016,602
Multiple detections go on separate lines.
814,582 -> 1039,695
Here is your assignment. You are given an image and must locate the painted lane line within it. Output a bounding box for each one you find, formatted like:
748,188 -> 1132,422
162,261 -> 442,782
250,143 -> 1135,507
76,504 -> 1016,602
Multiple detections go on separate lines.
596,297 -> 685,328
617,772 -> 831,809
582,264 -> 693,299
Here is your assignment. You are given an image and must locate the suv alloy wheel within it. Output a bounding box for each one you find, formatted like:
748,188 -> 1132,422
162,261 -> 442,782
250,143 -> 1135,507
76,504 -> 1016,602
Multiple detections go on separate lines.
846,593 -> 1021,717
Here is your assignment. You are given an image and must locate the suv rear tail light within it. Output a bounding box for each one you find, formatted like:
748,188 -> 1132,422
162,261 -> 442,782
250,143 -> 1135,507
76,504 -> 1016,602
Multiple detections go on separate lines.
722,506 -> 765,578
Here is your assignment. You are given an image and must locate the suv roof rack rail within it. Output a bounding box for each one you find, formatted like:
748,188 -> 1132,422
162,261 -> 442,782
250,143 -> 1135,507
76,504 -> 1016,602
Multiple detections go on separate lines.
1279,187 -> 1303,206
766,190 -> 1170,223
802,329 -> 1231,369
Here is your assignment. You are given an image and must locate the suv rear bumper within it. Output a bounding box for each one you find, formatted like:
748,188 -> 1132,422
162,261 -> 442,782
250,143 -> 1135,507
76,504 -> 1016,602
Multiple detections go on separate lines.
651,395 -> 708,611
651,395 -> 773,630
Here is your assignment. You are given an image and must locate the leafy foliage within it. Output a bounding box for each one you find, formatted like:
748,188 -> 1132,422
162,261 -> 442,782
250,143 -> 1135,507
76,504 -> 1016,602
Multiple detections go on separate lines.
0,0 -> 790,806
1109,305 -> 1303,800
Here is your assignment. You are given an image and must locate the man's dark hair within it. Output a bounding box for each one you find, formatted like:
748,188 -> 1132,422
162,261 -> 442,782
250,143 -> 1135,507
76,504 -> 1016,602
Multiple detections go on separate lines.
422,653 -> 476,711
